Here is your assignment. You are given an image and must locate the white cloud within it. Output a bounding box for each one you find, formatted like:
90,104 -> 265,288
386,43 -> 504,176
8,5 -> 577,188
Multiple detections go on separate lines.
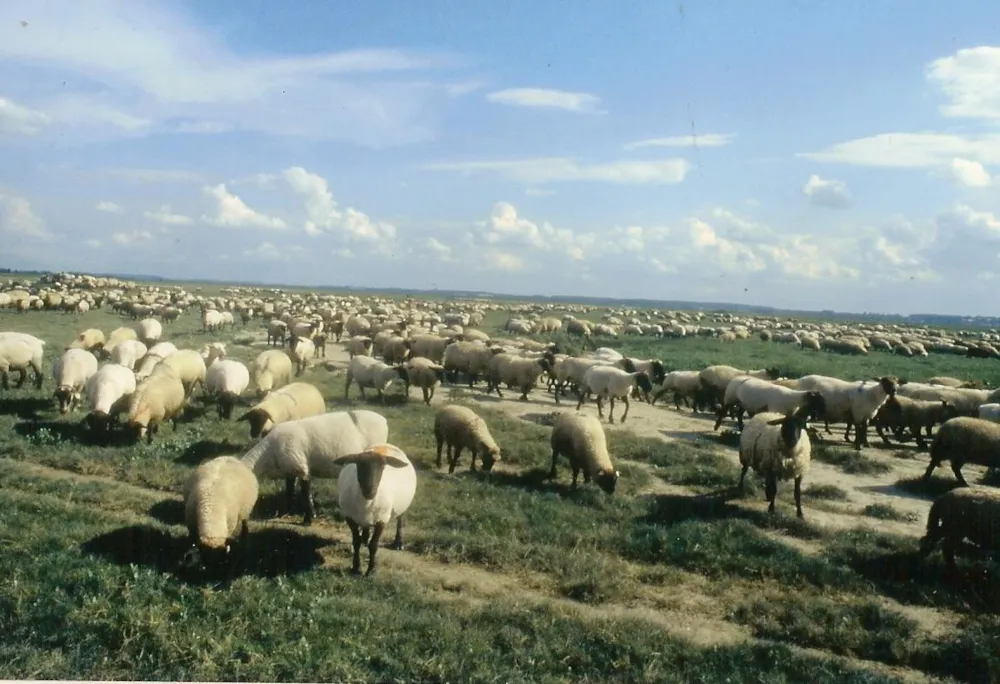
231,173 -> 280,188
243,241 -> 305,261
0,96 -> 51,135
474,202 -> 596,262
688,218 -> 768,273
485,88 -> 602,114
926,46 -> 1000,121
95,200 -> 123,214
111,230 -> 153,245
946,158 -> 992,187
107,168 -> 203,184
623,133 -> 736,150
802,174 -> 852,209
0,195 -> 50,239
425,157 -> 692,185
424,237 -> 453,261
144,204 -> 193,225
201,184 -> 287,230
799,132 -> 1000,168
282,166 -> 396,246
489,250 -> 525,272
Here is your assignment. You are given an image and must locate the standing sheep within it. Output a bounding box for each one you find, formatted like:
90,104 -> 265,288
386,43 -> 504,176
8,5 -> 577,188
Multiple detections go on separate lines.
738,408 -> 812,519
919,486 -> 1000,570
345,355 -> 407,403
204,359 -> 251,419
110,339 -> 148,371
923,416 -> 1000,486
238,381 -> 326,439
549,412 -> 619,493
289,336 -> 315,376
252,349 -> 294,398
0,332 -> 46,390
136,318 -> 163,346
433,405 -> 502,473
182,456 -> 259,572
334,442 -> 417,577
83,363 -> 137,434
127,373 -> 187,443
576,365 -> 653,424
403,356 -> 447,405
51,348 -> 99,414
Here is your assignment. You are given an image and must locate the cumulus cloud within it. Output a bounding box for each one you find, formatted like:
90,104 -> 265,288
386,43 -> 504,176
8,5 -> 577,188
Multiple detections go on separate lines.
472,201 -> 596,262
0,2 -> 469,145
489,250 -> 525,272
926,46 -> 1000,121
243,241 -> 305,261
802,174 -> 852,209
95,200 -> 123,214
485,88 -> 603,114
201,184 -> 287,230
623,133 -> 736,150
144,204 -> 193,225
111,230 -> 154,245
0,195 -> 50,239
945,158 -> 992,187
424,237 -> 453,261
425,157 -> 692,185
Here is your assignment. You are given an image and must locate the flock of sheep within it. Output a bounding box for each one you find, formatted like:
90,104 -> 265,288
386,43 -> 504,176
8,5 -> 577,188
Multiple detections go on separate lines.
3,271 -> 1000,578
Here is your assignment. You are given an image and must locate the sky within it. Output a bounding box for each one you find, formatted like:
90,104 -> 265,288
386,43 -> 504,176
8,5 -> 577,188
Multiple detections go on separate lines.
3,1 -> 1000,316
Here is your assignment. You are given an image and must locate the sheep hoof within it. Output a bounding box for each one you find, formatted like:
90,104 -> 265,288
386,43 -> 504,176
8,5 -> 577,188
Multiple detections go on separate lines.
350,567 -> 362,577
390,540 -> 405,551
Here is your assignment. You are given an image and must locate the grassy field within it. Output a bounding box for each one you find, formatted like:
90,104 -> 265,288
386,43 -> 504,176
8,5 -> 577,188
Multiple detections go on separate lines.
1,299 -> 999,682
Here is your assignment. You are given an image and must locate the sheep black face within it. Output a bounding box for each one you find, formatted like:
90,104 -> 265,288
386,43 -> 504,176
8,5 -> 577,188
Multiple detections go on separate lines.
649,360 -> 666,384
595,469 -> 620,495
433,367 -> 447,384
635,372 -> 654,403
53,386 -> 74,414
335,450 -> 410,500
766,366 -> 781,380
621,357 -> 637,373
237,409 -> 268,439
479,446 -> 500,473
394,366 -> 410,385
879,376 -> 898,397
802,391 -> 826,421
770,414 -> 804,450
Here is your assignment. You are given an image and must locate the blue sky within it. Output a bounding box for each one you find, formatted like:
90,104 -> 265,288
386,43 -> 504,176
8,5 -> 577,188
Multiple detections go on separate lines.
3,1 -> 1000,315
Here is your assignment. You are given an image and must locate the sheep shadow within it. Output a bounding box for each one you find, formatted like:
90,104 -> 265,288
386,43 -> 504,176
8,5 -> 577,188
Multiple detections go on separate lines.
0,397 -> 52,419
175,438 -> 239,466
857,483 -> 936,505
148,498 -> 186,526
249,488 -> 341,524
486,466 -> 614,504
81,524 -> 331,584
892,475 -> 964,499
518,412 -> 558,427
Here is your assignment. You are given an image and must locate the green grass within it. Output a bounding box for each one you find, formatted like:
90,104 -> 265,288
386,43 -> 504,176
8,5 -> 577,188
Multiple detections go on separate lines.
2,301 -> 1000,681
862,503 -> 919,523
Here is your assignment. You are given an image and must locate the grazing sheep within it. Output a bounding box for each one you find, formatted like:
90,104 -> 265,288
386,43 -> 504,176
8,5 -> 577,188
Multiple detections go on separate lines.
69,328 -> 106,354
51,348 -> 99,414
252,349 -> 294,398
238,381 -> 326,439
577,365 -> 653,424
240,409 -> 389,525
182,456 -> 259,570
204,359 -> 251,419
345,355 -> 407,403
134,342 -> 179,381
104,326 -> 138,360
433,404 -> 502,473
150,349 -> 207,399
738,408 -> 812,519
289,336 -> 315,376
334,442 -> 417,577
714,377 -> 826,432
110,339 -> 148,370
0,332 -> 45,389
127,373 -> 187,443
345,336 -> 375,359
83,363 -> 137,434
136,318 -> 163,346
873,396 -> 958,450
923,417 -> 1000,486
549,412 -> 619,493
200,342 -> 227,367
919,486 -> 1000,570
403,357 -> 447,405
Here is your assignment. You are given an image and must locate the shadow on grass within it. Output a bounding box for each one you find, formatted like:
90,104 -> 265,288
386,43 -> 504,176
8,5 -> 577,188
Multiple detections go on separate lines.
80,524 -> 331,584
892,475 -> 964,499
148,498 -> 185,526
175,438 -> 238,466
487,466 -> 614,504
12,419 -> 136,448
0,397 -> 53,419
640,491 -> 826,540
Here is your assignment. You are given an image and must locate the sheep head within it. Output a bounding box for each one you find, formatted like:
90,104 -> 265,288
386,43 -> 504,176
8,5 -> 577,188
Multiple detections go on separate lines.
334,445 -> 410,500
878,376 -> 899,396
53,385 -> 74,414
767,412 -> 805,450
635,372 -> 654,402
237,408 -> 272,439
595,468 -> 620,495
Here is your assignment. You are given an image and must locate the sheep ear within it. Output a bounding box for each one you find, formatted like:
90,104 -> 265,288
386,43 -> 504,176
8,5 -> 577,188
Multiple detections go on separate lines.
384,455 -> 409,469
766,417 -> 785,426
236,411 -> 251,422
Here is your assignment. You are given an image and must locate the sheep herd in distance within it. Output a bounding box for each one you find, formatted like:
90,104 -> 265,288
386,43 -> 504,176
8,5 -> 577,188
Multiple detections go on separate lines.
4,269 -> 1000,682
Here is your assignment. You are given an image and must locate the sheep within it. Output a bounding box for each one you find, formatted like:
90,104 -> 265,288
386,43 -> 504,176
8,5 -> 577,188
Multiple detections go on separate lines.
443,340 -> 501,387
923,416 -> 1000,486
548,412 -> 619,494
252,349 -> 294,398
918,486 -> 1000,570
433,405 -> 502,473
238,381 -> 326,439
651,370 -> 705,411
334,442 -> 416,577
204,359 -> 251,419
796,375 -> 898,450
345,355 -> 407,403
83,363 -> 136,434
927,376 -> 972,388
200,342 -> 227,366
617,356 -> 666,399
896,383 -> 999,418
698,365 -> 780,407
737,408 -> 812,519
267,319 -> 287,346
150,349 -> 207,399
240,409 -> 389,525
104,326 -> 138,359
311,331 -> 327,358
403,356 -> 447,405
978,403 -> 1000,423
110,339 -> 148,370
872,395 -> 959,450
0,332 -> 45,389
551,356 -> 611,402
69,328 -> 105,353
713,377 -> 826,431
289,336 -> 315,376
134,342 -> 179,381
380,335 -> 411,365
576,365 -> 653,424
181,456 -> 259,571
127,372 -> 187,443
345,336 -> 374,359
484,353 -> 552,401
51,348 -> 99,414
408,334 -> 454,363
136,318 -> 163,346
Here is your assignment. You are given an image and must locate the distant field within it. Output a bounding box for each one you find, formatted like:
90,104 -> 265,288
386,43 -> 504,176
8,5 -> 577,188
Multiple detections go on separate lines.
1,299 -> 999,682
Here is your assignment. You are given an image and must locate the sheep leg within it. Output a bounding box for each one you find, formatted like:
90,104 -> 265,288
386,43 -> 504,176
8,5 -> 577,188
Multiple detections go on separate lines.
449,446 -> 462,474
347,519 -> 364,576
470,448 -> 478,472
765,473 -> 778,514
824,420 -> 833,436
620,395 -> 629,423
607,397 -> 615,424
575,391 -> 585,411
548,449 -> 559,480
435,437 -> 444,468
922,459 -> 940,481
519,384 -> 530,401
31,364 -> 43,389
843,423 -> 853,443
875,423 -> 891,445
423,387 -> 432,405
794,476 -> 803,519
950,462 -> 969,487
0,371 -> 8,390
344,375 -> 352,400
14,368 -> 27,389
378,389 -> 385,405
365,521 -> 385,577
571,466 -> 580,488
713,404 -> 728,431
738,464 -> 749,490
390,516 -> 405,551
301,479 -> 315,526
285,477 -> 296,514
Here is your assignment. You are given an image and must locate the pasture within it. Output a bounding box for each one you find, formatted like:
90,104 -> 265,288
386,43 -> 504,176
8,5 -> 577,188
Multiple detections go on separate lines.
2,290 -> 1000,683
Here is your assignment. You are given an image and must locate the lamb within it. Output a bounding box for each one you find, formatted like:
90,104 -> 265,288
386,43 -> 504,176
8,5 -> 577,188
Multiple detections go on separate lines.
181,456 -> 259,570
240,409 -> 389,524
150,349 -> 207,399
110,339 -> 148,370
713,377 -> 826,431
918,486 -> 1000,570
576,365 -> 654,424
83,363 -> 136,434
433,405 -> 502,473
698,365 -> 780,407
134,342 -> 179,381
51,348 -> 99,414
403,356 -> 447,404
872,395 -> 958,450
737,408 -> 812,519
334,442 -> 416,577
345,355 -> 407,403
345,336 -> 374,359
923,416 -> 1000,486
252,349 -> 294,398
204,359 -> 251,419
127,372 -> 187,443
289,336 -> 315,376
487,353 -> 553,401
238,381 -> 326,439
68,328 -> 105,353
0,332 -> 45,389
135,318 -> 163,346
795,375 -> 898,450
548,412 -> 619,494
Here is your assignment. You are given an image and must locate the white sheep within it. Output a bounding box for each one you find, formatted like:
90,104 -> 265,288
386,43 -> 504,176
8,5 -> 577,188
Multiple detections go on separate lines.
150,348 -> 207,399
714,377 -> 826,432
204,359 -> 251,419
651,370 -> 709,412
252,349 -> 294,398
289,336 -> 315,376
344,336 -> 374,359
576,365 -> 654,424
796,375 -> 898,449
334,442 -> 417,577
134,342 -> 179,381
979,403 -> 1000,423
103,326 -> 138,360
487,353 -> 553,401
51,348 -> 99,414
182,455 -> 259,570
238,381 -> 326,439
0,332 -> 46,390
738,408 -> 812,519
549,412 -> 619,493
345,355 -> 407,403
83,363 -> 137,433
136,318 -> 163,346
698,364 -> 781,407
110,339 -> 148,370
127,372 -> 187,443
433,404 -> 502,473
240,409 -> 389,525
402,357 -> 447,404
